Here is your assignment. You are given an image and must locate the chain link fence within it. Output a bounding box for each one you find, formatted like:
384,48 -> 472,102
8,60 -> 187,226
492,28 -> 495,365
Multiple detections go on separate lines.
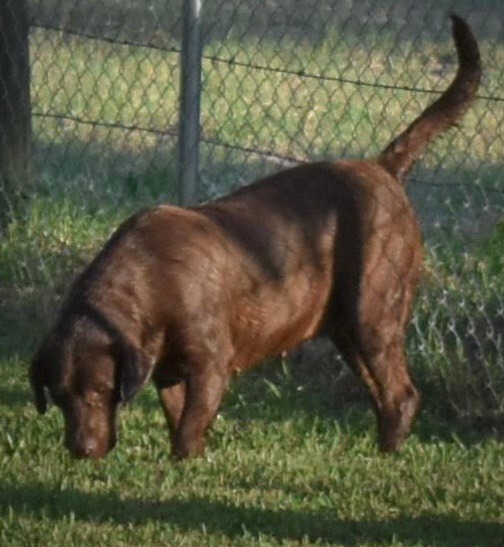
1,0 -> 503,427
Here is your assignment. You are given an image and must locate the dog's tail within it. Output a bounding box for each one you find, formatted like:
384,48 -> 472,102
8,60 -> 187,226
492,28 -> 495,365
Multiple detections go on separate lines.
378,14 -> 481,183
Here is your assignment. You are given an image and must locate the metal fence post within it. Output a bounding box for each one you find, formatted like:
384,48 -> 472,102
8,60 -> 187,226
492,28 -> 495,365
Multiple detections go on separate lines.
178,0 -> 203,206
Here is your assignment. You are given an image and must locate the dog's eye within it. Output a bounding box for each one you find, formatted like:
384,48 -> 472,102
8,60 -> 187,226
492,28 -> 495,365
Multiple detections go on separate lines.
95,384 -> 113,397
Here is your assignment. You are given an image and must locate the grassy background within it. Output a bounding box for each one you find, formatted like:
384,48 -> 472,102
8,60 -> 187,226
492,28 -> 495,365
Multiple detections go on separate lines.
1,3 -> 504,544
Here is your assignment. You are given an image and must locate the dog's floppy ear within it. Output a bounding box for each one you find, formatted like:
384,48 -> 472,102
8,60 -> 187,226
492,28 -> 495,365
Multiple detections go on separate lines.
119,344 -> 153,403
29,331 -> 62,414
29,350 -> 48,414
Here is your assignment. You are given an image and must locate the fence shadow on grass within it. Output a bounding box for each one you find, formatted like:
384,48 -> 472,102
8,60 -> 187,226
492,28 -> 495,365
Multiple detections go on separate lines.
1,481 -> 503,546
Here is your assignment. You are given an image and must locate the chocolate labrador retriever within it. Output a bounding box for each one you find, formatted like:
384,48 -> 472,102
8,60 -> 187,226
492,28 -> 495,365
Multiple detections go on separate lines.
30,15 -> 481,460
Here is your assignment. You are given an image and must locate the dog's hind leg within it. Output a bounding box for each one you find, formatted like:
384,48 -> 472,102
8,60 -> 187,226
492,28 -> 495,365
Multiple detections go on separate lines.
331,331 -> 419,453
359,341 -> 419,453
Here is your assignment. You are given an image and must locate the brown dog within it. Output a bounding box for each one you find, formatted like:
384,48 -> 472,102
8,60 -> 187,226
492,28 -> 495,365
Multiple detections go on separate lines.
30,16 -> 480,460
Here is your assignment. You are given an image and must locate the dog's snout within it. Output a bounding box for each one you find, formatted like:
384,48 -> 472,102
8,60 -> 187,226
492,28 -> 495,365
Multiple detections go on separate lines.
68,432 -> 116,459
74,438 -> 98,459
83,439 -> 98,458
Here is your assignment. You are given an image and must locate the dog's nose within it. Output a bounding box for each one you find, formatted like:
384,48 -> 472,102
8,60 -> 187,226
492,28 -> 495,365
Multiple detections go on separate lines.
82,440 -> 97,457
74,438 -> 98,459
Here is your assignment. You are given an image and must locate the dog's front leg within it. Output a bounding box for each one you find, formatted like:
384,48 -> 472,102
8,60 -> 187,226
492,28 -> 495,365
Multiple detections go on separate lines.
154,379 -> 187,449
172,368 -> 229,460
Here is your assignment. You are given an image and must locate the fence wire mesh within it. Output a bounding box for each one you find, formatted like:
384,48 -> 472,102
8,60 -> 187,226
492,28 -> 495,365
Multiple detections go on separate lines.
0,0 -> 502,427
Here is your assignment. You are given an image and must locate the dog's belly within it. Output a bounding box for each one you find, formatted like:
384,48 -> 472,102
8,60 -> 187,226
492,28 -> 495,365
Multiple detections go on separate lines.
228,266 -> 333,371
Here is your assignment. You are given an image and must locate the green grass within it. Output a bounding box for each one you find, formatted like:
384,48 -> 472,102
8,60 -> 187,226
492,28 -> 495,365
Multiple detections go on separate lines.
1,356 -> 504,546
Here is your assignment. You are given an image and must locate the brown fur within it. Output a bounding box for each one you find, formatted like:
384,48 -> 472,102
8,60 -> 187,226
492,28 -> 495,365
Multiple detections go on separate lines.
30,15 -> 481,460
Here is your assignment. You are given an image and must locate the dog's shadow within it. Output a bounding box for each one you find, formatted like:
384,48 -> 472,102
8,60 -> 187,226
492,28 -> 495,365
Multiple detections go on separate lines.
1,481 -> 502,545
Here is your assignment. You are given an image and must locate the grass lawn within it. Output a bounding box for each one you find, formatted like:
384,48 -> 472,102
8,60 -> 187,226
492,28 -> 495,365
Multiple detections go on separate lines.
1,356 -> 504,546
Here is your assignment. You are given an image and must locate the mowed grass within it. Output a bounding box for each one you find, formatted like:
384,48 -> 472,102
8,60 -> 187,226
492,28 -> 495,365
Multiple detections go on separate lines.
0,22 -> 503,546
1,356 -> 504,546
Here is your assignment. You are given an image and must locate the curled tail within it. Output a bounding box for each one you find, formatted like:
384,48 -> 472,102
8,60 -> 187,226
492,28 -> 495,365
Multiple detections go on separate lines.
378,14 -> 481,182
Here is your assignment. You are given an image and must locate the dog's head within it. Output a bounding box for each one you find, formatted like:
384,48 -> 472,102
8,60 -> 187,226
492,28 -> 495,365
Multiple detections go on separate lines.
29,310 -> 152,459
